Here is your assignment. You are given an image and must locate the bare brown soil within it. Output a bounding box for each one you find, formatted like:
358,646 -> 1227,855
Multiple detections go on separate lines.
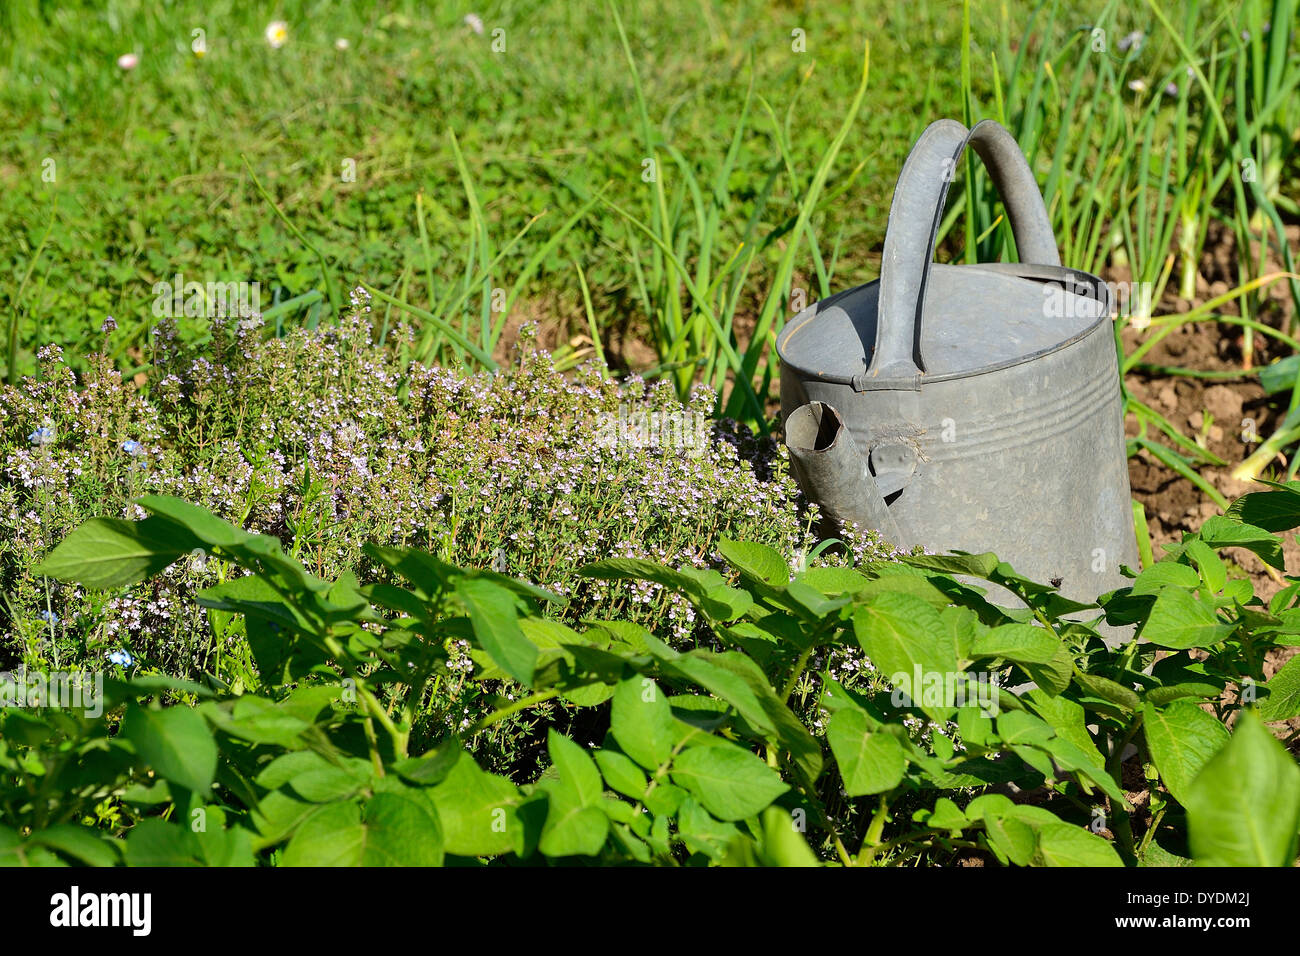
1122,221 -> 1300,602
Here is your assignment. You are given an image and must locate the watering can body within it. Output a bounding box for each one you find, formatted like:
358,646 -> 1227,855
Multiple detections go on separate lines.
777,119 -> 1138,604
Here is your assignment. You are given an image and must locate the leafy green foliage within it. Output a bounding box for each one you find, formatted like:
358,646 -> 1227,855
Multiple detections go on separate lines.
8,481 -> 1300,866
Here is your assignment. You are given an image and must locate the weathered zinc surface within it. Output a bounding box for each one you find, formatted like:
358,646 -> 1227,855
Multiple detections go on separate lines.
779,119 -> 1138,605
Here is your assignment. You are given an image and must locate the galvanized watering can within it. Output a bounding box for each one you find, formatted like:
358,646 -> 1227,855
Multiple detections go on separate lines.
777,118 -> 1138,603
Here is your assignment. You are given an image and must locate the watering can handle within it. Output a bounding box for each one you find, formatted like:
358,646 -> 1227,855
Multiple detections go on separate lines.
864,119 -> 1061,386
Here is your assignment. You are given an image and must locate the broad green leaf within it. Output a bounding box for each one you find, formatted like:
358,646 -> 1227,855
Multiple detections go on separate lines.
1259,655 -> 1300,722
854,593 -> 959,721
644,783 -> 688,817
1027,691 -> 1106,768
972,623 -> 1061,664
1148,655 -> 1226,704
780,578 -> 850,619
610,676 -> 676,771
29,825 -> 120,867
197,574 -> 309,681
202,695 -> 312,747
125,815 -> 254,867
1032,823 -> 1123,867
362,543 -> 453,598
996,710 -> 1054,746
957,706 -> 997,748
121,704 -> 217,794
1141,588 -> 1232,649
718,539 -> 788,587
826,706 -> 907,796
1197,516 -> 1283,570
139,495 -> 329,594
124,818 -> 204,867
1011,744 -> 1057,779
356,792 -> 445,865
901,551 -> 1000,578
754,806 -> 820,867
700,583 -> 753,622
982,813 -> 1037,866
1139,839 -> 1194,867
1019,643 -> 1074,696
1184,540 -> 1227,594
858,568 -> 955,608
281,792 -> 444,866
1142,701 -> 1230,805
693,650 -> 823,785
1130,562 -> 1200,596
135,494 -> 254,548
1073,670 -> 1141,712
579,558 -> 710,605
670,742 -> 788,821
798,566 -> 870,596
34,516 -> 197,588
1184,711 -> 1300,866
286,765 -> 370,803
392,742 -> 463,788
664,651 -> 775,736
1224,489 -> 1300,533
456,577 -> 537,685
677,797 -> 741,861
913,797 -> 968,832
719,806 -> 821,867
0,826 -> 58,866
538,730 -> 608,857
429,755 -> 521,858
964,793 -> 1016,820
593,749 -> 647,800
1145,683 -> 1224,706
940,605 -> 981,661
256,750 -> 336,789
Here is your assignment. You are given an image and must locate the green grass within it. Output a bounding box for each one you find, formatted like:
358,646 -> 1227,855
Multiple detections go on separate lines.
0,0 -> 1100,375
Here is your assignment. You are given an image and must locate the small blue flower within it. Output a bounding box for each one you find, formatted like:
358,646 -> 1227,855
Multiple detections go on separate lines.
28,426 -> 55,446
38,610 -> 59,624
108,649 -> 133,668
122,440 -> 144,456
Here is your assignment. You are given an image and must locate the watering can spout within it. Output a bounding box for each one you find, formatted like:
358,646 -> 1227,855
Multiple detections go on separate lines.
785,402 -> 904,549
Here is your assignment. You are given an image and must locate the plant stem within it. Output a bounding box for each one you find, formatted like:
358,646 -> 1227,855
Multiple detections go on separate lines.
855,794 -> 892,865
1106,716 -> 1142,865
780,644 -> 817,701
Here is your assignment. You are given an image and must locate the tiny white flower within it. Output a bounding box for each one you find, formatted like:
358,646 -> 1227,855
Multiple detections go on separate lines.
334,37 -> 350,50
116,53 -> 139,71
464,13 -> 485,35
1127,78 -> 1148,93
265,20 -> 289,49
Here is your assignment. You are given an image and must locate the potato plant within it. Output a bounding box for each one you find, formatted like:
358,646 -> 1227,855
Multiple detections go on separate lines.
5,484 -> 1300,866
